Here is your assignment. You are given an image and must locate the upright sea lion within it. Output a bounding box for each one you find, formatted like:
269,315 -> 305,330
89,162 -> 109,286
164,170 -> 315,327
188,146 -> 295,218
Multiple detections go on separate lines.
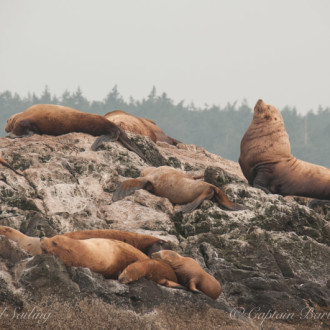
113,166 -> 245,213
5,104 -> 146,161
104,110 -> 181,145
239,99 -> 330,200
0,226 -> 41,255
41,235 -> 149,279
63,229 -> 171,256
118,259 -> 184,288
152,250 -> 222,300
0,227 -> 169,256
0,157 -> 23,176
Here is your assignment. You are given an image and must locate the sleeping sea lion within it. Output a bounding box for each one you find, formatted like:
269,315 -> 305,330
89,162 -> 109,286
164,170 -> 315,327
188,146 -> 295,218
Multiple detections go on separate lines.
152,250 -> 222,299
0,226 -> 169,257
40,235 -> 149,279
118,259 -> 184,289
0,157 -> 23,176
239,99 -> 330,201
5,104 -> 146,161
104,110 -> 181,145
113,166 -> 245,213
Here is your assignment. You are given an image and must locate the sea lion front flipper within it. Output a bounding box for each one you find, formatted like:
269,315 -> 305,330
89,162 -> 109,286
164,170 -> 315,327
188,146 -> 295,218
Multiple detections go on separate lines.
117,128 -> 147,162
112,178 -> 152,202
159,279 -> 187,290
214,187 -> 246,211
308,199 -> 330,208
188,281 -> 202,294
179,186 -> 215,213
91,129 -> 120,151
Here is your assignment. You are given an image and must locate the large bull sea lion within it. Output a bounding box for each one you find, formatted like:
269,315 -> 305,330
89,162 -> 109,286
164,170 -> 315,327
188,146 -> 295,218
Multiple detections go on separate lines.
152,250 -> 222,299
104,110 -> 181,145
239,99 -> 330,201
113,166 -> 245,213
5,104 -> 146,161
41,235 -> 149,279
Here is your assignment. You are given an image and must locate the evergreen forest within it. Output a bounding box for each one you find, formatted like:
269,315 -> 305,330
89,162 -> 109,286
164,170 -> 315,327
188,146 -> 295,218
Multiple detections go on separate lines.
1,86 -> 330,168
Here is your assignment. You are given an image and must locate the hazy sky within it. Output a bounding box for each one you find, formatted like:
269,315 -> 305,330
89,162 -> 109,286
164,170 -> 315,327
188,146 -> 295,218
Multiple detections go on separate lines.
1,0 -> 329,113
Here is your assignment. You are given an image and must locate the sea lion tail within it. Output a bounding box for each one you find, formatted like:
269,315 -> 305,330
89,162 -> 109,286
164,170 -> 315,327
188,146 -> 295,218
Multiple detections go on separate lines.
117,128 -> 147,162
214,187 -> 246,211
113,178 -> 151,202
0,158 -> 23,176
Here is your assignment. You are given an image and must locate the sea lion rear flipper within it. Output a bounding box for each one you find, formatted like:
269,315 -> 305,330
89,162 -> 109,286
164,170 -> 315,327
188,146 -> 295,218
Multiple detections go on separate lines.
179,187 -> 215,213
112,178 -> 152,202
188,281 -> 202,294
91,130 -> 120,151
214,187 -> 246,211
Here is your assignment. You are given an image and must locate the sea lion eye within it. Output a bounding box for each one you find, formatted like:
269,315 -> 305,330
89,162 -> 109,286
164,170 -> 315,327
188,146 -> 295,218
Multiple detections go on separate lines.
52,241 -> 58,246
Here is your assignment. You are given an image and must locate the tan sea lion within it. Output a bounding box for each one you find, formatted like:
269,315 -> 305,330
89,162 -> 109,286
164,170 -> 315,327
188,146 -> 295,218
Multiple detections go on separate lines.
0,157 -> 23,176
152,250 -> 222,300
63,229 -> 171,256
41,235 -> 149,279
113,166 -> 245,213
0,227 -> 169,256
239,99 -> 330,200
118,259 -> 184,289
104,110 -> 181,145
0,226 -> 41,255
5,104 -> 146,161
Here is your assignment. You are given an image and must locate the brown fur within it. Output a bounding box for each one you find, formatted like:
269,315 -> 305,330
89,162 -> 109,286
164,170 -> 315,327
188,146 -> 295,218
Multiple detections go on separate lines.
113,166 -> 245,212
0,226 -> 41,255
63,229 -> 170,256
0,157 -> 23,176
41,235 -> 149,279
152,250 -> 222,300
104,110 -> 181,145
5,104 -> 146,161
239,99 -> 330,200
118,259 -> 183,288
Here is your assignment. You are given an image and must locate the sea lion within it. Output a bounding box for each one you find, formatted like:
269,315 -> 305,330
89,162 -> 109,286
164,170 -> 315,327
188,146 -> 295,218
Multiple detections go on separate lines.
0,227 -> 169,256
239,99 -> 330,200
63,229 -> 171,256
118,259 -> 184,289
152,250 -> 222,299
0,226 -> 41,255
104,110 -> 181,145
5,104 -> 146,161
0,157 -> 23,176
113,166 -> 245,213
41,235 -> 149,279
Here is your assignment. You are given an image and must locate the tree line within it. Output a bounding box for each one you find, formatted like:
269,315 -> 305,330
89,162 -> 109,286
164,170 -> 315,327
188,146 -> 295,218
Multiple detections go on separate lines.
1,86 -> 330,168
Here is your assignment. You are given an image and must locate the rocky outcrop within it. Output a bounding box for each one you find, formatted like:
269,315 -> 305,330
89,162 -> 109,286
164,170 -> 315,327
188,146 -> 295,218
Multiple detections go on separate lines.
0,133 -> 329,329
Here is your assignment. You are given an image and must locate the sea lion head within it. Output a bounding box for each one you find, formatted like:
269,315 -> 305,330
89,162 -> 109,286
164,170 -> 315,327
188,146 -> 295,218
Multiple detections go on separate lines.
253,99 -> 283,123
151,250 -> 179,263
144,239 -> 172,257
5,113 -> 22,133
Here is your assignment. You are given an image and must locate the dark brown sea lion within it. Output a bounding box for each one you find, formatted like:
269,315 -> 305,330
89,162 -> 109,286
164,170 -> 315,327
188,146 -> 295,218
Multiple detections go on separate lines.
63,229 -> 171,256
104,110 -> 181,145
41,235 -> 149,279
152,250 -> 222,299
113,166 -> 245,213
118,259 -> 184,288
5,104 -> 146,161
0,157 -> 23,176
239,99 -> 330,200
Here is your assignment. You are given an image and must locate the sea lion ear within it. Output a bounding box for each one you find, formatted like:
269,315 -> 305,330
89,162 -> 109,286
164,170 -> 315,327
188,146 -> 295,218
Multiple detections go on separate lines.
112,178 -> 151,202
